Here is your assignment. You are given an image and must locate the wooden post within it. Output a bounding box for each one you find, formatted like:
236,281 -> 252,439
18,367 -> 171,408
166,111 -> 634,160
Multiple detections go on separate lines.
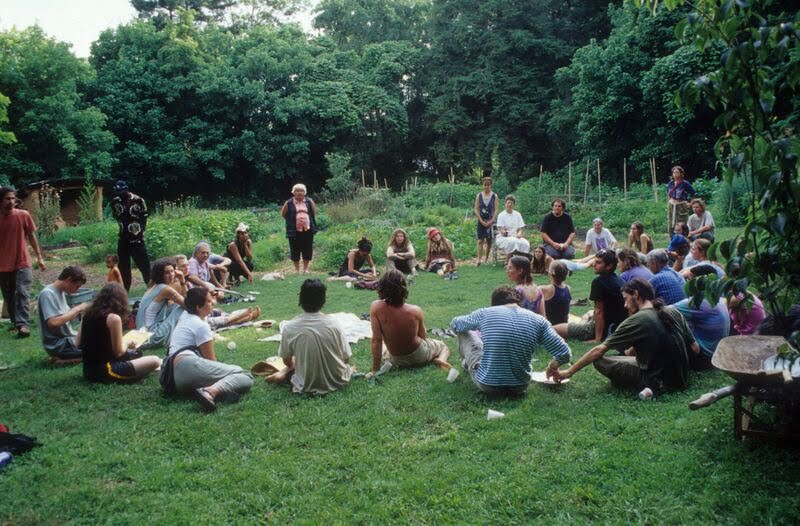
94,186 -> 103,221
623,158 -> 628,201
538,164 -> 543,193
650,158 -> 658,203
384,178 -> 388,189
373,170 -> 377,189
568,162 -> 572,205
596,159 -> 601,204
583,159 -> 589,205
361,169 -> 365,188
414,177 -> 418,188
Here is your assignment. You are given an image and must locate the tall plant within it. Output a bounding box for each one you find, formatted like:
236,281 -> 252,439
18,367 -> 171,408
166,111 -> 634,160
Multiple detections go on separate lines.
633,0 -> 799,353
77,180 -> 99,224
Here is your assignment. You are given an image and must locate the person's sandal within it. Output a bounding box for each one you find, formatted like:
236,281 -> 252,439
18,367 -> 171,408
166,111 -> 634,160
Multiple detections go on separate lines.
193,388 -> 217,412
17,327 -> 31,339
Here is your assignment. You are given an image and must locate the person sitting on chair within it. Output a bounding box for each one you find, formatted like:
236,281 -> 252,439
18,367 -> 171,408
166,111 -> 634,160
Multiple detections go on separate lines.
495,195 -> 530,256
540,198 -> 576,259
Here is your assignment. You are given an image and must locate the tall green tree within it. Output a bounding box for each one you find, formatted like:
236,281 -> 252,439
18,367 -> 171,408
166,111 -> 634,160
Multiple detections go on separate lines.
424,0 -> 616,180
0,92 -> 15,146
0,27 -> 115,186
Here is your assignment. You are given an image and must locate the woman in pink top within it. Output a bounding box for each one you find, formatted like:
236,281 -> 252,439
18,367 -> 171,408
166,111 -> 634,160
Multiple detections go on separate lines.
281,183 -> 318,274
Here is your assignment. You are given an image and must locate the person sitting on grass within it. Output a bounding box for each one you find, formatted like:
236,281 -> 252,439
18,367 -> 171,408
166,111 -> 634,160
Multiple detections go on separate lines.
105,254 -> 124,288
626,221 -> 654,256
647,249 -> 687,306
267,279 -> 352,394
187,242 -> 224,291
672,297 -> 729,370
451,286 -> 571,396
224,222 -> 255,285
530,245 -> 554,275
165,287 -> 254,412
506,256 -> 544,316
136,257 -> 185,350
424,228 -> 457,278
329,237 -> 378,281
583,217 -> 617,257
617,248 -> 653,283
37,266 -> 89,362
367,270 -> 452,378
495,195 -> 530,256
386,228 -> 418,275
208,253 -> 231,289
680,239 -> 725,280
541,260 -> 572,326
553,249 -> 626,343
667,234 -> 692,271
687,198 -> 715,242
79,283 -> 161,383
549,278 -> 694,396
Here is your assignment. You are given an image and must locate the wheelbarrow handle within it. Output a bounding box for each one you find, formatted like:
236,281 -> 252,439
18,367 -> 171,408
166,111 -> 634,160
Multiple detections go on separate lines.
689,384 -> 737,410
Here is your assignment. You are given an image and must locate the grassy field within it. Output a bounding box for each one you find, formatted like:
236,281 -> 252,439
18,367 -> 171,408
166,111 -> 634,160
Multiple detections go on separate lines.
1,228 -> 799,524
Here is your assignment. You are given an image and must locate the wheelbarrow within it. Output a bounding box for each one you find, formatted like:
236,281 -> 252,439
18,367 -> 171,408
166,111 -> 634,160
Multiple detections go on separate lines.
689,336 -> 800,441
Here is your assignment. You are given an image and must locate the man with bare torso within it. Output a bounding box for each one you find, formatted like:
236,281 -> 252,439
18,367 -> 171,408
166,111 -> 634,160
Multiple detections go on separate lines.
368,269 -> 451,377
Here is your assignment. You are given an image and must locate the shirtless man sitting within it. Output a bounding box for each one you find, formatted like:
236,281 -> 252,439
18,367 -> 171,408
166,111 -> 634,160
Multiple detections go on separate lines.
367,269 -> 451,377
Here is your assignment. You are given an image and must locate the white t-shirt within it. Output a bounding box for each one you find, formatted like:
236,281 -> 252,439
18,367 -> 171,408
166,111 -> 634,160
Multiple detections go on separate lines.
687,211 -> 715,232
168,311 -> 214,356
584,227 -> 616,253
496,210 -> 525,237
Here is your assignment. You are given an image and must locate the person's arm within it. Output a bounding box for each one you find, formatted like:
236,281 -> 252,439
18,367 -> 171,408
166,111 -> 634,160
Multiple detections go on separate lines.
386,245 -> 397,261
280,199 -> 289,218
474,194 -> 483,224
106,313 -> 131,359
26,230 -> 46,271
447,241 -> 456,269
186,274 -> 207,289
228,242 -> 254,282
369,302 -> 383,373
592,300 -> 605,342
450,310 -> 481,334
536,290 -> 546,317
406,243 -> 415,259
551,343 -> 609,381
171,270 -> 188,295
198,339 -> 216,361
367,255 -> 377,276
515,213 -> 525,237
47,302 -> 88,331
583,238 -> 591,257
490,194 -> 499,225
417,308 -> 428,340
564,231 -> 576,248
157,285 -> 185,308
309,199 -> 318,219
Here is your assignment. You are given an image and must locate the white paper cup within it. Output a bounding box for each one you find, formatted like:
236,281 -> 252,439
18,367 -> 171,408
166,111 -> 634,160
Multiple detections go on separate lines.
345,281 -> 352,288
227,341 -> 237,351
487,409 -> 505,420
447,368 -> 460,383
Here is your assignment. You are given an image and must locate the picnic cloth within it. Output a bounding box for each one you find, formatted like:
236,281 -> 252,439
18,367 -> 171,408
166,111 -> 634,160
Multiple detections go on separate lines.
258,312 -> 372,344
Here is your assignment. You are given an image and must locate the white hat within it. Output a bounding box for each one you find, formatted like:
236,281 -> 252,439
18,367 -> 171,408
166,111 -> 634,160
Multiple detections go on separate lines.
236,222 -> 249,233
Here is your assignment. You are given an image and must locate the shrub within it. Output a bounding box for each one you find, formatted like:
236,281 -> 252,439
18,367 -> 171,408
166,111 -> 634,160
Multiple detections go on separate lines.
709,173 -> 754,227
36,184 -> 62,241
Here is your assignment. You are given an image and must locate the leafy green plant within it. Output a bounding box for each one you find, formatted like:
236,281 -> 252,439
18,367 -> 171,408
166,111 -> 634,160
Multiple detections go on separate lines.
77,180 -> 99,224
36,184 -> 62,241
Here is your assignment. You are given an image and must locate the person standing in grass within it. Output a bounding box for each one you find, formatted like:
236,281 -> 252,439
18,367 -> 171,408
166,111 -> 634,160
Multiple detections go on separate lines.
110,180 -> 150,291
451,286 -> 571,395
474,176 -> 498,266
386,228 -> 418,275
79,283 -> 161,383
553,249 -> 626,343
367,270 -> 452,377
281,183 -> 318,274
37,266 -> 89,361
549,278 -> 694,395
267,279 -> 352,394
0,186 -> 46,339
667,166 -> 695,231
540,198 -> 576,260
165,287 -> 253,412
105,254 -> 124,288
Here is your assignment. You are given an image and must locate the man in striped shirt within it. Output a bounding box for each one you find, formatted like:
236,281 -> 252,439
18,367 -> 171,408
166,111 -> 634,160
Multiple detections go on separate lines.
450,286 -> 572,395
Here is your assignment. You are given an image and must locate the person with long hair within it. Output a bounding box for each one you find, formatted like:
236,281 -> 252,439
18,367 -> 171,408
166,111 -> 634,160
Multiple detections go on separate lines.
165,287 -> 254,411
680,239 -> 724,279
626,221 -> 654,255
506,256 -> 544,316
474,176 -> 498,266
540,260 -> 572,326
386,228 -> 417,275
549,278 -> 696,395
224,222 -> 255,285
331,237 -> 377,281
617,248 -> 653,283
424,228 -> 456,278
530,245 -> 554,275
367,270 -> 451,376
281,183 -> 318,274
135,257 -> 185,349
79,283 -> 161,383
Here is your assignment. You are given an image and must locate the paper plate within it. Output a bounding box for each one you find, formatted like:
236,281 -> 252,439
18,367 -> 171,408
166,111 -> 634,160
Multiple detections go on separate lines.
530,371 -> 570,385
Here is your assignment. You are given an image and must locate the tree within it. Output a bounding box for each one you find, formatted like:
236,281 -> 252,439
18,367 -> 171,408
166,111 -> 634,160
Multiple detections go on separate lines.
0,92 -> 15,146
0,27 -> 115,186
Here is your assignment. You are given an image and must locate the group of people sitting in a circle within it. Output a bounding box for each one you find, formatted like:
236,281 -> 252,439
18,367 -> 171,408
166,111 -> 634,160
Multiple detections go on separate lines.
32,169 -> 759,408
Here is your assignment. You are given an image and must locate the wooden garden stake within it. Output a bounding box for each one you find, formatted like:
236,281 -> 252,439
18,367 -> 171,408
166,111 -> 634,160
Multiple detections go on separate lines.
568,162 -> 572,204
584,159 -> 589,205
623,157 -> 628,201
596,159 -> 601,204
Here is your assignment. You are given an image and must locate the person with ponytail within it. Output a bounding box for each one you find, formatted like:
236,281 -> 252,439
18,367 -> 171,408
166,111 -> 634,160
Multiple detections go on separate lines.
549,278 -> 697,395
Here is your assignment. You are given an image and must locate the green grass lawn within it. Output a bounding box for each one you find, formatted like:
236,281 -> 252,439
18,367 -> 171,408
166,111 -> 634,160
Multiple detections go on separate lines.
2,228 -> 799,524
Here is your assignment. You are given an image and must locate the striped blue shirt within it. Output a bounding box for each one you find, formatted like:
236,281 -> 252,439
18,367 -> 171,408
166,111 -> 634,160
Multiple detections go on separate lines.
450,306 -> 571,387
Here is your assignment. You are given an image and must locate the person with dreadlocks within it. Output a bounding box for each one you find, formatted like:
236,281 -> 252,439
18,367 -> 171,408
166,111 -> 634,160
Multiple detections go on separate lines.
367,269 -> 451,378
549,278 -> 697,395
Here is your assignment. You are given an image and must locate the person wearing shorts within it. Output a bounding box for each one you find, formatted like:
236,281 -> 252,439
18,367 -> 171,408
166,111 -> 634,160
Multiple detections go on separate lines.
367,270 -> 452,377
281,183 -> 318,274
